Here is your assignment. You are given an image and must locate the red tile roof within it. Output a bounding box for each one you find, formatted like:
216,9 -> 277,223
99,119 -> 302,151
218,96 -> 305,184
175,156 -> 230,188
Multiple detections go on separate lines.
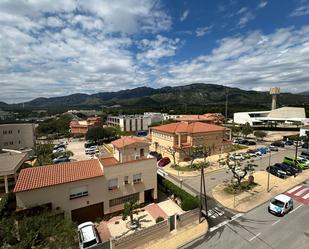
99,157 -> 119,167
14,160 -> 103,193
151,121 -> 225,134
111,136 -> 149,149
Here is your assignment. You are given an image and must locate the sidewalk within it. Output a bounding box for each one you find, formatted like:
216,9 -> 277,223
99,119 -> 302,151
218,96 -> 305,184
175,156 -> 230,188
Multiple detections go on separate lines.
212,170 -> 309,213
141,220 -> 208,249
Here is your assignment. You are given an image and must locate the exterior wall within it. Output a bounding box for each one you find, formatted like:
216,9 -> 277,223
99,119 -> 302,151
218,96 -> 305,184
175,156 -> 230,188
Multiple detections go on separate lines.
16,159 -> 157,219
300,127 -> 309,137
107,116 -> 151,132
150,129 -> 230,162
0,124 -> 35,150
113,144 -> 150,163
70,126 -> 88,135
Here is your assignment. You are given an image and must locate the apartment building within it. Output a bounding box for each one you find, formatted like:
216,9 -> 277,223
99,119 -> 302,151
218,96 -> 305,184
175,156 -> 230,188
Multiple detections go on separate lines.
69,117 -> 102,135
14,137 -> 157,224
150,121 -> 231,162
107,115 -> 151,133
0,123 -> 35,150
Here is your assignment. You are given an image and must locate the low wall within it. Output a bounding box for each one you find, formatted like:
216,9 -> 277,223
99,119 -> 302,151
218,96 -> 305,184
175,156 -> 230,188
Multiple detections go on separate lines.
177,208 -> 199,229
112,220 -> 170,249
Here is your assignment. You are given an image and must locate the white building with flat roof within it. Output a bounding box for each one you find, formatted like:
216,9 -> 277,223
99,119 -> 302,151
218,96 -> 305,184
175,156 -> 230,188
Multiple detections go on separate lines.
107,115 -> 152,132
234,107 -> 309,126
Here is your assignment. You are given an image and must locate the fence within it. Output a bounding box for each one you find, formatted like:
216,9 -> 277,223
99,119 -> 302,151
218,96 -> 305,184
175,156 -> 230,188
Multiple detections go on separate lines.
112,220 -> 169,249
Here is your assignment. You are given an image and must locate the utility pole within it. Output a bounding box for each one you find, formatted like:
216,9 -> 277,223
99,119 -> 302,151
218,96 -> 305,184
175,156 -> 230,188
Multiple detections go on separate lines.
199,148 -> 208,223
295,136 -> 299,159
267,150 -> 271,192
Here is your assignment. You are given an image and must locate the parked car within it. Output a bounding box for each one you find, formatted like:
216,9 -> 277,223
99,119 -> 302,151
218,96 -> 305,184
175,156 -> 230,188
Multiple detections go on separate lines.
283,156 -> 309,169
247,149 -> 257,157
149,151 -> 163,161
268,194 -> 293,216
281,162 -> 302,174
266,165 -> 287,179
229,154 -> 245,161
302,142 -> 309,149
246,140 -> 256,145
53,144 -> 66,150
85,146 -> 99,155
271,141 -> 285,147
300,151 -> 309,160
269,145 -> 279,151
256,147 -> 267,154
274,163 -> 295,176
240,152 -> 251,159
158,157 -> 171,167
285,140 -> 294,146
53,156 -> 70,164
84,141 -> 97,148
52,147 -> 65,154
298,156 -> 309,166
78,222 -> 100,249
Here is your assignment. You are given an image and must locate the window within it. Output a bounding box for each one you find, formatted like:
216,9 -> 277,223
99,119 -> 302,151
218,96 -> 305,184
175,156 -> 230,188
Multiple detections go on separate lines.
108,178 -> 118,190
18,129 -> 20,134
133,173 -> 142,184
124,176 -> 129,185
140,148 -> 144,157
70,186 -> 88,199
19,140 -> 21,144
109,193 -> 139,207
3,130 -> 7,134
8,130 -> 12,134
9,141 -> 13,145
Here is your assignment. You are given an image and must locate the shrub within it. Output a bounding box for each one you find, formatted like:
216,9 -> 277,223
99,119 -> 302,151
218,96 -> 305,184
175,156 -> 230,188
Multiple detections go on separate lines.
161,179 -> 199,211
155,216 -> 164,223
0,192 -> 16,218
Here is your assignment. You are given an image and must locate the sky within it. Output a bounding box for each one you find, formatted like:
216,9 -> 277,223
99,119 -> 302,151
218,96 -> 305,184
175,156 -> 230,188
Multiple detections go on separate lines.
0,0 -> 309,104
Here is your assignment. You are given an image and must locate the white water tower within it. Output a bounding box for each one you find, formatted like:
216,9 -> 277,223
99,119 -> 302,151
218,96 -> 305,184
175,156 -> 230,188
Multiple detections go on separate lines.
270,87 -> 280,110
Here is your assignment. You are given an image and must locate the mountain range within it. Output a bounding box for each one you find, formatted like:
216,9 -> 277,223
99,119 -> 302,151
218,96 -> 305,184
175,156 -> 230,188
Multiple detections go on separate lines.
3,84 -> 309,111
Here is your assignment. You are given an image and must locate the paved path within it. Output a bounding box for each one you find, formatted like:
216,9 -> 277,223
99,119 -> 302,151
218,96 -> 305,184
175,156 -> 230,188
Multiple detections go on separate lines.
181,180 -> 309,249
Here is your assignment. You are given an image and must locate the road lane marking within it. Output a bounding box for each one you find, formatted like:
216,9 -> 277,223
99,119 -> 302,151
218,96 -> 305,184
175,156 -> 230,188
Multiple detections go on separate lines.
287,185 -> 303,193
271,220 -> 280,226
249,232 -> 261,242
290,204 -> 304,214
209,213 -> 243,232
302,192 -> 309,200
295,188 -> 308,196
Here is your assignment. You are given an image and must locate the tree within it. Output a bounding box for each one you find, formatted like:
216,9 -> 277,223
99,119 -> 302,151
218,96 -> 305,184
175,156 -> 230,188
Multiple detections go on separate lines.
122,200 -> 140,226
254,131 -> 267,141
241,122 -> 253,138
218,154 -> 257,188
34,142 -> 53,166
164,146 -> 177,165
231,124 -> 241,138
181,145 -> 210,167
85,127 -> 108,142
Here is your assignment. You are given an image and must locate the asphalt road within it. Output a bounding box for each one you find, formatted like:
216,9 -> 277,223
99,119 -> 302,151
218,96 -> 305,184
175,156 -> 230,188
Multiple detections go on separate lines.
181,180 -> 309,249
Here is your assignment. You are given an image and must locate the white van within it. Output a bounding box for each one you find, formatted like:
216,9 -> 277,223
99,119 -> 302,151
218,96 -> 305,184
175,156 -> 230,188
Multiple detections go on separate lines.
268,194 -> 293,216
78,222 -> 100,249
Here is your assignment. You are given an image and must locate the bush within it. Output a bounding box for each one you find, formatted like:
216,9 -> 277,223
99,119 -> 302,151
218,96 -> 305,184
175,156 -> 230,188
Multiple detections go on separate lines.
161,179 -> 199,211
0,192 -> 16,218
155,216 -> 164,223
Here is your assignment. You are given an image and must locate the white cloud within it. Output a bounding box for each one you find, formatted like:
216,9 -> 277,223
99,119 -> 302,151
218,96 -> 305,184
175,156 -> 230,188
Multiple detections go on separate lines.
258,1 -> 268,9
195,25 -> 213,37
290,4 -> 309,16
237,7 -> 247,15
238,12 -> 255,27
156,26 -> 309,94
180,10 -> 189,22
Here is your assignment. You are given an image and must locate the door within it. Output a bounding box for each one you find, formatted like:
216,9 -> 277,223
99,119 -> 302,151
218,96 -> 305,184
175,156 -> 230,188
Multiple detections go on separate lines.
144,189 -> 154,203
169,215 -> 175,231
71,202 -> 104,224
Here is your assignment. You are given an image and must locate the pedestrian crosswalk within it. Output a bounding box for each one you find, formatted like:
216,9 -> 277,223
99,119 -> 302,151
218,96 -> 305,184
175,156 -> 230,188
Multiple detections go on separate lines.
207,206 -> 225,218
285,185 -> 309,205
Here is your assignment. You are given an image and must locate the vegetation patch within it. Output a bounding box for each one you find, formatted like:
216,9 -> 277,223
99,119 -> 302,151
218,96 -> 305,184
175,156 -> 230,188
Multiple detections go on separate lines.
230,144 -> 247,151
223,181 -> 258,195
171,162 -> 209,171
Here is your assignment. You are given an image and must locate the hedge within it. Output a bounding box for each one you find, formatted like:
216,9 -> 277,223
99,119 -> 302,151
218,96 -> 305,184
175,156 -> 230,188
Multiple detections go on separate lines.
161,179 -> 199,211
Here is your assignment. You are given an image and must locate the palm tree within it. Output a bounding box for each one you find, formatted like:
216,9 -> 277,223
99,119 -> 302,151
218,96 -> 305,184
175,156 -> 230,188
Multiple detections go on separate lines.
122,200 -> 140,225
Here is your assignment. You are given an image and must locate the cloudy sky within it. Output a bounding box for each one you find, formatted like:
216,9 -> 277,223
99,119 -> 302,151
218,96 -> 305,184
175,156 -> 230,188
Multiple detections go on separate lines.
0,0 -> 309,103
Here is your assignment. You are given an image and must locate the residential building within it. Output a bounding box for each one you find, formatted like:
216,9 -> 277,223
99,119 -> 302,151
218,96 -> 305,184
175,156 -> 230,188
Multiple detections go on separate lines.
14,137 -> 157,224
233,107 -> 309,126
107,115 -> 151,133
150,121 -> 231,162
70,117 -> 102,135
143,112 -> 166,124
0,123 -> 35,150
0,151 -> 28,193
0,109 -> 14,120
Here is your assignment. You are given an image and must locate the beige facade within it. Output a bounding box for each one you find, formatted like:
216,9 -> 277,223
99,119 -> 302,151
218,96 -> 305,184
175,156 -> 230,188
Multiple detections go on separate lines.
150,125 -> 231,162
15,158 -> 157,222
0,123 -> 35,150
113,142 -> 150,163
